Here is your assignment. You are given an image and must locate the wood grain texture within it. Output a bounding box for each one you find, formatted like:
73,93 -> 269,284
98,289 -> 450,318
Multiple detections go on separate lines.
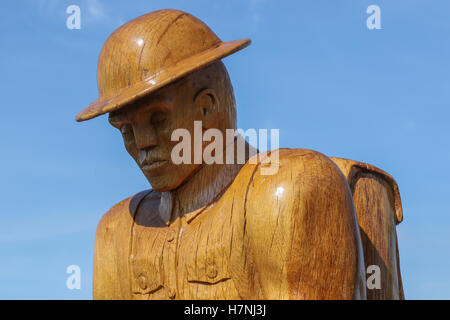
331,158 -> 404,299
81,9 -> 405,300
94,149 -> 369,300
76,9 -> 249,122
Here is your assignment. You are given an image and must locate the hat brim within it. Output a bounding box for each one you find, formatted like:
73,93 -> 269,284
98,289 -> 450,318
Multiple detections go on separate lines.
76,38 -> 251,122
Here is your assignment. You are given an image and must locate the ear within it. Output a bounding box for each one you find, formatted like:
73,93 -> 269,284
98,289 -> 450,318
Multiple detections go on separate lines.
193,88 -> 219,128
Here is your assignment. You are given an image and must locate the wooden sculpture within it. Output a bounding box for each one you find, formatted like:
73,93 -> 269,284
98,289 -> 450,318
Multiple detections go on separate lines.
76,9 -> 404,300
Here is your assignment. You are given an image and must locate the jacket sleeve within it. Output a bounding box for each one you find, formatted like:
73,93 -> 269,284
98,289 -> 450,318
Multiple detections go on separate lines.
244,149 -> 366,299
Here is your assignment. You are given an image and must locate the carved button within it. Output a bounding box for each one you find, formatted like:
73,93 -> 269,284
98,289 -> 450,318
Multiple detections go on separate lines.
168,288 -> 176,299
206,264 -> 218,279
167,229 -> 176,242
137,274 -> 147,290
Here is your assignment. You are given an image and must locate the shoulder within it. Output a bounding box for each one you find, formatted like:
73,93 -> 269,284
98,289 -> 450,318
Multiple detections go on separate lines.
241,148 -> 355,230
239,148 -> 365,299
96,189 -> 154,237
243,148 -> 350,200
93,189 -> 152,299
253,147 -> 343,175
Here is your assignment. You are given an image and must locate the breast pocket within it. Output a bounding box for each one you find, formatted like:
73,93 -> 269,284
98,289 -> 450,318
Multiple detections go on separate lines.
185,242 -> 232,285
131,270 -> 163,295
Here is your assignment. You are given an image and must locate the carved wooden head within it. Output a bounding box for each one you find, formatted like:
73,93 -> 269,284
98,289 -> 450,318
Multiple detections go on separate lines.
76,9 -> 250,190
108,62 -> 236,191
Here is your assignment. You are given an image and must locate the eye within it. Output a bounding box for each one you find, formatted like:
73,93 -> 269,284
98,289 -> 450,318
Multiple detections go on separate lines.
109,116 -> 122,129
151,112 -> 167,127
120,124 -> 134,143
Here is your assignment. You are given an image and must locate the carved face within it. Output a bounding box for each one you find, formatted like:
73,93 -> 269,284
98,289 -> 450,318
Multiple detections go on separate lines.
108,76 -> 219,192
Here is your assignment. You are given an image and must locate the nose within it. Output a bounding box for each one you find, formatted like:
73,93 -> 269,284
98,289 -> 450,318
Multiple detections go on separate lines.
133,122 -> 158,151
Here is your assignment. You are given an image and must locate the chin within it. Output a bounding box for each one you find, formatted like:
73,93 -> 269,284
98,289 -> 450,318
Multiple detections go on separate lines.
145,176 -> 173,192
145,172 -> 183,192
146,166 -> 199,192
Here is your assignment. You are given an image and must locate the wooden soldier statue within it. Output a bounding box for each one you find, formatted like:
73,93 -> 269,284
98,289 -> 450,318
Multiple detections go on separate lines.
76,9 -> 404,300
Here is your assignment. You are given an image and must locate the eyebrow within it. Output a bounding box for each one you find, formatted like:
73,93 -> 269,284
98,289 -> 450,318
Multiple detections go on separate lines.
109,99 -> 172,125
108,112 -> 127,126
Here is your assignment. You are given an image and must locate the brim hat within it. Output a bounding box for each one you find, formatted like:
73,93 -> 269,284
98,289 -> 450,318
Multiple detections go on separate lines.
76,9 -> 250,122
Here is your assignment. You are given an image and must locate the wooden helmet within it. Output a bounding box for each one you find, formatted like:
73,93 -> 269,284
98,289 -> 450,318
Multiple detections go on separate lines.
76,9 -> 250,122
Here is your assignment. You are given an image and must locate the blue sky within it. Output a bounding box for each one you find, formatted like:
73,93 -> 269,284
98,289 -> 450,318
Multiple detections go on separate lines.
1,0 -> 449,299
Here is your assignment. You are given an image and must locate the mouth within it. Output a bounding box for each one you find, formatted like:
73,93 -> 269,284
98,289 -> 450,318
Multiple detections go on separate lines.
141,160 -> 168,172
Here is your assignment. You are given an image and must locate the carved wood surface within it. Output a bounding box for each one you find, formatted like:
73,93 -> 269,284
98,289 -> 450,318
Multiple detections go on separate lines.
94,149 -> 374,299
331,158 -> 404,299
77,9 -> 405,301
76,9 -> 250,122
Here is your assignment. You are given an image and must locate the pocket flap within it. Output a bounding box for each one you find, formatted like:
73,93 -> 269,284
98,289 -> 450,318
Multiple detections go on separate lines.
132,272 -> 163,294
186,257 -> 231,284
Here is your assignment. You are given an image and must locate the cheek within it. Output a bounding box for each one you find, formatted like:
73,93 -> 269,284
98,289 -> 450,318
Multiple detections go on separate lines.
158,116 -> 194,150
124,141 -> 139,162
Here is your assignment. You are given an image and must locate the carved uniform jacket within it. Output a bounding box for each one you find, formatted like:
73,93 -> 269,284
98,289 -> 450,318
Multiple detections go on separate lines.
93,149 -> 404,300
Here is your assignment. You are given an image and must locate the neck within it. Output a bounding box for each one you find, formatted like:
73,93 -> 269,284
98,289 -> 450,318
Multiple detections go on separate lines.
159,136 -> 255,223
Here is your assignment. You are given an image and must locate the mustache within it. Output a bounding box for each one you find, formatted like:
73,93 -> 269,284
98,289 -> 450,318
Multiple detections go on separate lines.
138,149 -> 167,166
